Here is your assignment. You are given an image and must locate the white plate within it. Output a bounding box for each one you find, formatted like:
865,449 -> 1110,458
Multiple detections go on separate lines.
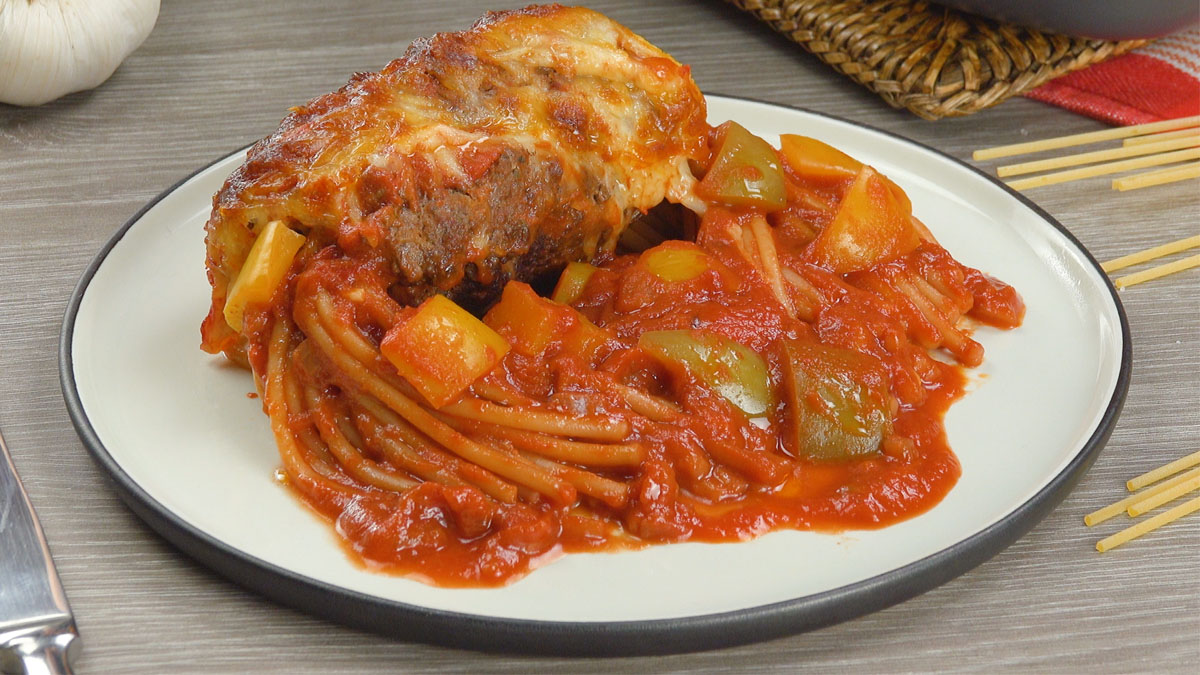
61,95 -> 1129,655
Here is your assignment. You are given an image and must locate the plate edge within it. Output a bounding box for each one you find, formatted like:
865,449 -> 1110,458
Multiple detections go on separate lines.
56,97 -> 1133,656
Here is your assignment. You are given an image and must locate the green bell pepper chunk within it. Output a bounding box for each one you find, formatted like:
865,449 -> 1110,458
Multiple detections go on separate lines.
639,329 -> 773,416
697,121 -> 787,211
779,339 -> 892,460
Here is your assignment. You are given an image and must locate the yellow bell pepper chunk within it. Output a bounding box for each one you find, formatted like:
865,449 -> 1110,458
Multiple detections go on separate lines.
551,262 -> 597,305
561,314 -> 613,366
484,282 -> 563,357
223,220 -> 306,331
381,295 -> 510,408
779,134 -> 862,185
808,166 -> 920,274
643,245 -> 709,282
781,135 -> 914,213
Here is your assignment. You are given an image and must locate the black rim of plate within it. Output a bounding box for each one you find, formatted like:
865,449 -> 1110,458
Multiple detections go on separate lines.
59,95 -> 1132,657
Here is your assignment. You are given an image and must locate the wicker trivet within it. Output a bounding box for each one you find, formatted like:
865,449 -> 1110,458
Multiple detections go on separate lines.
727,0 -> 1147,119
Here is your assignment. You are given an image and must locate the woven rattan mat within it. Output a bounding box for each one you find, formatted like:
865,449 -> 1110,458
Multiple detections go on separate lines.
728,0 -> 1147,119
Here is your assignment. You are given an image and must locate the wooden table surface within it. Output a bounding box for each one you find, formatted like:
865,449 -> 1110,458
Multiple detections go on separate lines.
2,1 -> 1197,672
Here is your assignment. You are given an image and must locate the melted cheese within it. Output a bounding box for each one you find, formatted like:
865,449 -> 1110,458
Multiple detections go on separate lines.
202,6 -> 709,356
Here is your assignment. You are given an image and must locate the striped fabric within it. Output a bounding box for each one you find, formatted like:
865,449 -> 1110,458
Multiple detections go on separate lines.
1025,28 -> 1200,125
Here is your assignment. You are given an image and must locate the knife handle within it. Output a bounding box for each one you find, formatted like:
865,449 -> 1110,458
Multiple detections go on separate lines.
7,625 -> 78,675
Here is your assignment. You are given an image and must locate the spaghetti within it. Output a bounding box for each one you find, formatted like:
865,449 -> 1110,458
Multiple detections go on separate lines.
200,6 -> 1024,587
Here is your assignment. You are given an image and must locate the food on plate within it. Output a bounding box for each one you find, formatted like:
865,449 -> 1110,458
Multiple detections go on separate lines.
200,3 -> 707,363
200,5 -> 1024,587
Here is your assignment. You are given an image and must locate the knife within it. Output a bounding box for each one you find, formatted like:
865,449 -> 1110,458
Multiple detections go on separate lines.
0,426 -> 80,674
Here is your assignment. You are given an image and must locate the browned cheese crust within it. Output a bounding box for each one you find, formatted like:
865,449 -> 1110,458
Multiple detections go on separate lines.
202,4 -> 709,361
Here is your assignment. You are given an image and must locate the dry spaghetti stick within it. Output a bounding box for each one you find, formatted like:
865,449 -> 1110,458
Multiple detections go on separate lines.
973,115 -> 1200,160
1113,161 -> 1200,191
1128,450 -> 1200,490
1102,234 -> 1200,273
1084,467 -> 1200,526
1006,147 -> 1200,190
997,135 -> 1200,177
1128,475 -> 1200,517
1097,496 -> 1200,552
1124,128 -> 1200,146
1113,253 -> 1200,289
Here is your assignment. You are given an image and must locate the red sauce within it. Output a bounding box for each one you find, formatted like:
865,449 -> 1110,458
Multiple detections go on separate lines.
276,147 -> 1022,588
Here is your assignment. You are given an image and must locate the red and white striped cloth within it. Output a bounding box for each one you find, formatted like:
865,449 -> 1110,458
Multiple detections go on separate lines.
1025,28 -> 1200,125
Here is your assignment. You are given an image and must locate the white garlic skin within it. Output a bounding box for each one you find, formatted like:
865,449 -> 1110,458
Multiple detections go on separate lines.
0,0 -> 161,106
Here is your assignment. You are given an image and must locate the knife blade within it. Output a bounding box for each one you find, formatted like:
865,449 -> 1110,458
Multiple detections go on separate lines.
0,426 -> 80,675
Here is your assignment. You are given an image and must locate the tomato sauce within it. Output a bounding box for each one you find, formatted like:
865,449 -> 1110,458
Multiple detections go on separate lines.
289,214 -> 1018,588
275,131 -> 1023,588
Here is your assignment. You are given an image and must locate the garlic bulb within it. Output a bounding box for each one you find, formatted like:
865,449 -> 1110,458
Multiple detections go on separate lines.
0,0 -> 160,106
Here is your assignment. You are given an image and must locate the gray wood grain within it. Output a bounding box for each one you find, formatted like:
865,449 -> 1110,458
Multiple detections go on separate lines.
1,0 -> 1196,672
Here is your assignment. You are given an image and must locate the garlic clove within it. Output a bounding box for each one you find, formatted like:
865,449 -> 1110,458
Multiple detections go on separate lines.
0,0 -> 161,106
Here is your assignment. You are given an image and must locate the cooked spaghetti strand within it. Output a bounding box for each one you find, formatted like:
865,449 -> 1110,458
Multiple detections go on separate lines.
354,393 -> 519,502
303,383 -> 418,492
299,296 -> 576,503
520,452 -> 631,509
750,215 -> 795,316
604,381 -> 681,423
263,317 -> 357,504
450,416 -> 645,468
439,397 -> 630,442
